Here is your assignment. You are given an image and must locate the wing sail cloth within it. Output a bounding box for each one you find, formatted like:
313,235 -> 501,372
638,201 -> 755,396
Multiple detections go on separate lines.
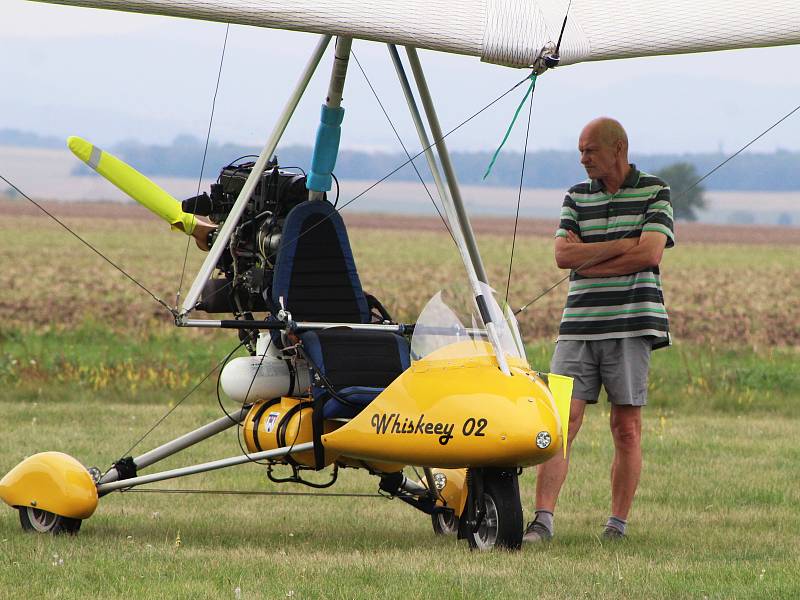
32,0 -> 800,68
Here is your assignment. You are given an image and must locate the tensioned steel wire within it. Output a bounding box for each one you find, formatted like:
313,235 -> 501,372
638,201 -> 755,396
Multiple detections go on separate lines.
513,100 -> 800,316
121,487 -> 385,498
102,336 -> 250,479
176,23 -> 231,306
0,54 -> 533,480
186,69 -> 535,312
0,174 -> 174,316
503,84 -> 536,307
350,48 -> 456,245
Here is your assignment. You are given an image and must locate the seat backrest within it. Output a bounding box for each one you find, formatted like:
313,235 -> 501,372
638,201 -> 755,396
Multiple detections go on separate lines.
270,201 -> 370,324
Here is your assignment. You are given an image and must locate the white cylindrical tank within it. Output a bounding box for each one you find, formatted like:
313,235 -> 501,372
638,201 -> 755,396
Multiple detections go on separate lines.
220,354 -> 310,403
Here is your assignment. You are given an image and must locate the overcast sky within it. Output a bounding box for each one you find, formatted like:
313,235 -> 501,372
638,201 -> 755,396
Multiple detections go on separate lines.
1,1 -> 799,156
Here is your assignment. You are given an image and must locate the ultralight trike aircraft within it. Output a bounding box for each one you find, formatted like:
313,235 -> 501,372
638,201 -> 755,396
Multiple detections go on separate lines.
2,0 -> 799,551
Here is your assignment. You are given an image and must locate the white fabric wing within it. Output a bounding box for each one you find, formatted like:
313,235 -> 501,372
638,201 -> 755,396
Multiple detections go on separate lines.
32,0 -> 800,68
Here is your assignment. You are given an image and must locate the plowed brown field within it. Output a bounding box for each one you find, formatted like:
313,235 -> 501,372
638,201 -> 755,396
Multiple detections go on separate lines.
2,200 -> 798,346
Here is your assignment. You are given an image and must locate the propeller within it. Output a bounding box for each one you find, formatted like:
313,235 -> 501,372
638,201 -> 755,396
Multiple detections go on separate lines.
67,136 -> 197,235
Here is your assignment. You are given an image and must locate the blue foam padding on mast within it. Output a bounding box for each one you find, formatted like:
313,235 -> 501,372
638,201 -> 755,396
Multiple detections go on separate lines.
307,104 -> 345,192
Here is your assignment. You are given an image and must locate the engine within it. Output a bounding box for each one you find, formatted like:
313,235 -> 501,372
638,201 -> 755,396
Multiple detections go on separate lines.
182,157 -> 314,316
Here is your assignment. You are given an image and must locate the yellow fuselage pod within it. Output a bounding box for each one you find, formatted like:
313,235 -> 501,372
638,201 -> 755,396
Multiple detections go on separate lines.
322,343 -> 564,469
0,452 -> 98,520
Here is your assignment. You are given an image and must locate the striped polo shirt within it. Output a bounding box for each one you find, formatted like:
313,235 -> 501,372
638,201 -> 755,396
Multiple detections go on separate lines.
555,165 -> 675,344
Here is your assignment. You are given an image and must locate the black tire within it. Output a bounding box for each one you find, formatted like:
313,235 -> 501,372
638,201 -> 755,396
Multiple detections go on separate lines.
466,469 -> 523,551
431,509 -> 459,535
19,507 -> 82,535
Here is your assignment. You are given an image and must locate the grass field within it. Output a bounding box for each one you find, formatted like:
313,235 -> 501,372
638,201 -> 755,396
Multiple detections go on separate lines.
1,204 -> 799,598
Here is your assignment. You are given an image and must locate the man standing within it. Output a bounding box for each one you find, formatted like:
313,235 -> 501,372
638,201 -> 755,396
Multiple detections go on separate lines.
524,117 -> 674,542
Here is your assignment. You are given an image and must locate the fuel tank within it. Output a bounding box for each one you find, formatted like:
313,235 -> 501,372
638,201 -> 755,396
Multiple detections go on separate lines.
220,355 -> 310,403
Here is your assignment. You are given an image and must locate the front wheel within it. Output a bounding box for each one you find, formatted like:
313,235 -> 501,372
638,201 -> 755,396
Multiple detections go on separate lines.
19,507 -> 82,535
466,470 -> 523,551
431,509 -> 459,535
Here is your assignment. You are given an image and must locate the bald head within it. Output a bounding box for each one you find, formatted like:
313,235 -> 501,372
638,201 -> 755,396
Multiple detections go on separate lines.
582,117 -> 628,151
578,118 -> 631,191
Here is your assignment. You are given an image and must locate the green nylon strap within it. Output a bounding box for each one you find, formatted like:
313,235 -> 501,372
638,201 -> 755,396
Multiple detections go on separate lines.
483,73 -> 537,180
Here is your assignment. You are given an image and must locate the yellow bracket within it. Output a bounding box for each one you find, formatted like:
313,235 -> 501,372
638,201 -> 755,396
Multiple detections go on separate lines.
546,373 -> 573,458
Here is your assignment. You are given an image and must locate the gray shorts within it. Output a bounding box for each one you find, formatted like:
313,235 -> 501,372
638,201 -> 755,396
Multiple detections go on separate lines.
550,338 -> 652,406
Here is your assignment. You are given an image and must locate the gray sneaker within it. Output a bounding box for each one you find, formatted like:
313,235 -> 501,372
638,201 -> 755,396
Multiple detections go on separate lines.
601,526 -> 626,541
522,520 -> 553,543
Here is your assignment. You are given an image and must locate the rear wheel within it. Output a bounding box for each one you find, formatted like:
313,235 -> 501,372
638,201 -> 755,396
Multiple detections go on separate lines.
19,508 -> 82,535
466,470 -> 522,551
431,509 -> 459,535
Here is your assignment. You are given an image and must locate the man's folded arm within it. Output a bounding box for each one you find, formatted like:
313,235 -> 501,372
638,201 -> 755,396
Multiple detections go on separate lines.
576,231 -> 668,277
554,235 -> 638,270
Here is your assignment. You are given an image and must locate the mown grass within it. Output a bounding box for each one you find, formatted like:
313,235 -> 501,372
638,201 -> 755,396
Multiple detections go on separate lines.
1,367 -> 799,599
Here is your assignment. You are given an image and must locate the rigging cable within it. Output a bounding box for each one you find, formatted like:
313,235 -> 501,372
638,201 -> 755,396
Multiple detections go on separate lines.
514,100 -> 800,315
0,174 -> 173,316
262,74 -> 533,263
192,72 -> 534,312
504,87 -> 536,307
176,23 -> 231,305
351,48 -> 456,245
121,488 -> 384,498
102,337 -> 249,477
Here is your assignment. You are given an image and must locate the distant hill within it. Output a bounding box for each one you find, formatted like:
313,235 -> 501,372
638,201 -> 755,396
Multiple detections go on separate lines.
0,129 -> 64,149
4,129 -> 800,191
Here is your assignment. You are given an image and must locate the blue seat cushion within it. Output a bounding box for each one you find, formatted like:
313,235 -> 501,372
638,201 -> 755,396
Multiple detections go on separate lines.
321,386 -> 385,419
300,328 -> 410,419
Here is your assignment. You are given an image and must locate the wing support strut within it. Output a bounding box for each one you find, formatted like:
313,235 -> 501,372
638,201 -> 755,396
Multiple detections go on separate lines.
395,45 -> 510,376
180,34 -> 332,315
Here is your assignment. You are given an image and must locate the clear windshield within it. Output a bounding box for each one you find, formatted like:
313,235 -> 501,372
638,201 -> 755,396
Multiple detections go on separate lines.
411,287 -> 526,363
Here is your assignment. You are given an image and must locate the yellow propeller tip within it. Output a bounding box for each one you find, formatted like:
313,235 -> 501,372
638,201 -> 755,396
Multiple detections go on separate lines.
67,136 -> 94,164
